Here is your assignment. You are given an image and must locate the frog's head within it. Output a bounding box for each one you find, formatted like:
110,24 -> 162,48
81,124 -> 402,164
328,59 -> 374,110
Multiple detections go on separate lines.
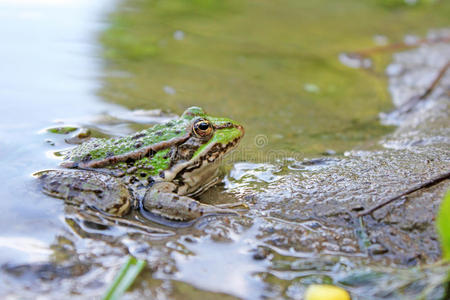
163,107 -> 244,196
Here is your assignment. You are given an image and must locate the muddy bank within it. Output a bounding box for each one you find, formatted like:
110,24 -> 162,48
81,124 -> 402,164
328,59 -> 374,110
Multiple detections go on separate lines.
252,39 -> 450,265
238,39 -> 450,298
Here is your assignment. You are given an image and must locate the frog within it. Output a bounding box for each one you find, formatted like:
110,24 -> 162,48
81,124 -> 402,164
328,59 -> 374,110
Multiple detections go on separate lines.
35,107 -> 245,221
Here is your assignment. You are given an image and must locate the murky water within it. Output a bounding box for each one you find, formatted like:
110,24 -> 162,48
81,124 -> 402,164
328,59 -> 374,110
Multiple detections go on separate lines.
0,0 -> 449,299
100,0 -> 448,157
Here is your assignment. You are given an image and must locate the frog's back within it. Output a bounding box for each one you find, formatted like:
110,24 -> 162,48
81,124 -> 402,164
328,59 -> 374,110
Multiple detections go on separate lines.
65,119 -> 187,163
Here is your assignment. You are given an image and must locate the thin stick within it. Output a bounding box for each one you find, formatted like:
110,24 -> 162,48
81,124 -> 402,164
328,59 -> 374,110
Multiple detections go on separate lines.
395,60 -> 450,115
352,36 -> 450,57
358,171 -> 450,217
419,61 -> 450,100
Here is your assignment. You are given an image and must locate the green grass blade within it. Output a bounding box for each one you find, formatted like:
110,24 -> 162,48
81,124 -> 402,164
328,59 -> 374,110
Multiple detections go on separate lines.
437,191 -> 450,260
103,256 -> 146,300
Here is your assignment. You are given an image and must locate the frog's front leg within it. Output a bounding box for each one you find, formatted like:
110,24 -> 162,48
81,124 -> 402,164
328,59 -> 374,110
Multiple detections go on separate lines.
143,182 -> 238,221
35,170 -> 131,216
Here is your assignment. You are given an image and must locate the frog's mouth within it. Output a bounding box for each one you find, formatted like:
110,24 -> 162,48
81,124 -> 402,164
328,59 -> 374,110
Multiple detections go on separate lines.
163,124 -> 244,195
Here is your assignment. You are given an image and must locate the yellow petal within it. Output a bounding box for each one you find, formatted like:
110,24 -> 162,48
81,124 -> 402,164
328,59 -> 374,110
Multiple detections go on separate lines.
304,284 -> 351,300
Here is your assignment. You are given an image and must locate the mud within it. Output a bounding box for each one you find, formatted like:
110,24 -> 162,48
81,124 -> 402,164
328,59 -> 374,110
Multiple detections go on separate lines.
263,40 -> 449,297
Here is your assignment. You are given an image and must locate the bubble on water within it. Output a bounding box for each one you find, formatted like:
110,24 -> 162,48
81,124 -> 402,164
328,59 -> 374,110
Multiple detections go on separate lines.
403,34 -> 420,45
385,63 -> 404,77
163,85 -> 176,95
373,34 -> 389,46
303,83 -> 320,93
404,0 -> 418,5
173,30 -> 185,40
338,53 -> 372,69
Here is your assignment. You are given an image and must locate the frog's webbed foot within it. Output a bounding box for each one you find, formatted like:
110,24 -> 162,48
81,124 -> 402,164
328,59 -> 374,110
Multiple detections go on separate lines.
143,182 -> 239,221
35,170 -> 131,217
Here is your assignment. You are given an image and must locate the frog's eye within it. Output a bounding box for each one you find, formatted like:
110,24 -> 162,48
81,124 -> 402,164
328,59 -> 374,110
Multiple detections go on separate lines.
193,119 -> 213,137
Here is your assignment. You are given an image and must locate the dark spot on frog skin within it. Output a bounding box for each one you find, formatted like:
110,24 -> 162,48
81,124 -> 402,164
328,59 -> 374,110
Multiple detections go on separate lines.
174,130 -> 181,134
81,154 -> 92,162
140,172 -> 147,178
155,131 -> 163,136
146,150 -> 155,158
67,189 -> 81,200
188,201 -> 198,212
147,177 -> 154,186
129,176 -> 138,184
135,182 -> 146,190
159,171 -> 165,179
177,146 -> 195,160
126,158 -> 135,165
106,151 -> 114,158
49,180 -> 60,189
173,185 -> 180,194
94,190 -> 104,198
134,141 -> 143,148
131,133 -> 146,140
163,149 -> 172,159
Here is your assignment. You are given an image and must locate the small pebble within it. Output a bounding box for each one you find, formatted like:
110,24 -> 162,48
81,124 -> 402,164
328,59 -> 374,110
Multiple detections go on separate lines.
368,243 -> 388,255
252,247 -> 269,260
322,242 -> 340,252
323,149 -> 337,155
341,245 -> 357,253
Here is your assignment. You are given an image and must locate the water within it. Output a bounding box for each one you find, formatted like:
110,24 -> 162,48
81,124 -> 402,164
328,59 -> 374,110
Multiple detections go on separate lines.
0,0 -> 122,270
100,0 -> 449,157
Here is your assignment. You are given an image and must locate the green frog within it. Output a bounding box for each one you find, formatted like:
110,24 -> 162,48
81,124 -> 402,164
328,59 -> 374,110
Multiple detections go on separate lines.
36,107 -> 244,221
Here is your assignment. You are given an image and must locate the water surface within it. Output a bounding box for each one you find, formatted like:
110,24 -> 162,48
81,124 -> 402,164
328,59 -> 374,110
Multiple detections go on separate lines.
100,0 -> 449,157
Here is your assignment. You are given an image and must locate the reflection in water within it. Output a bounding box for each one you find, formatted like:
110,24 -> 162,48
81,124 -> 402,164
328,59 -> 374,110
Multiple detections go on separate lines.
169,223 -> 268,299
0,0 -> 121,274
0,237 -> 52,263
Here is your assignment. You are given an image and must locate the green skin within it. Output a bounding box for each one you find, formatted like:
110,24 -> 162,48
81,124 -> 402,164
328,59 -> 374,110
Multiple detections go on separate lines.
37,107 -> 244,221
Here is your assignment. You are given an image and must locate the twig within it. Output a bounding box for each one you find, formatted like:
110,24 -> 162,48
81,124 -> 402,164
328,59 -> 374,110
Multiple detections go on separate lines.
352,36 -> 450,58
395,60 -> 450,115
419,61 -> 450,100
358,171 -> 450,217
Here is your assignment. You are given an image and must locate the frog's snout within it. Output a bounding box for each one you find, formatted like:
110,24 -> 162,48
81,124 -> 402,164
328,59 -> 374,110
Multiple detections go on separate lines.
236,124 -> 245,138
